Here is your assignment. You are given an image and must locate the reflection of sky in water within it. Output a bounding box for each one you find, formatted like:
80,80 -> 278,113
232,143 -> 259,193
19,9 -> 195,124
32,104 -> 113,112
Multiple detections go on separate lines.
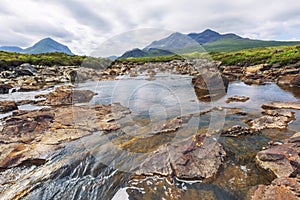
78,74 -> 204,118
215,82 -> 298,112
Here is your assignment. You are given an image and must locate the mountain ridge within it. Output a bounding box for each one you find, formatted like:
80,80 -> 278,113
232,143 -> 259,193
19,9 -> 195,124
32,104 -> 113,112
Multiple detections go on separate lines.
0,38 -> 74,55
0,46 -> 23,53
121,29 -> 300,58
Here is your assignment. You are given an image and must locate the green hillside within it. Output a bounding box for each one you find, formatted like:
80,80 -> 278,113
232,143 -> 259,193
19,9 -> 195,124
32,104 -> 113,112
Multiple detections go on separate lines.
22,38 -> 74,55
203,38 -> 300,52
210,45 -> 300,66
117,45 -> 300,67
0,51 -> 85,68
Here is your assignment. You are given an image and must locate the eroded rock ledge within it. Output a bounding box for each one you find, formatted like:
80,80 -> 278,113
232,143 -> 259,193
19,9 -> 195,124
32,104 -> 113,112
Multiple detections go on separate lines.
0,103 -> 130,169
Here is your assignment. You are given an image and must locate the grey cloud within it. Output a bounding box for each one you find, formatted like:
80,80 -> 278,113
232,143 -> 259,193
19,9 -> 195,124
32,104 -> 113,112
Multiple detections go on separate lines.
54,0 -> 111,32
0,0 -> 300,55
11,22 -> 74,39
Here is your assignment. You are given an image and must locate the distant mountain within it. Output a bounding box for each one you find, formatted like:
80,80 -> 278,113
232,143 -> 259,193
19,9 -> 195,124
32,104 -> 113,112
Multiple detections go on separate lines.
120,48 -> 175,58
188,29 -> 241,44
143,29 -> 300,54
22,38 -> 74,55
120,48 -> 148,58
144,32 -> 201,53
107,55 -> 118,61
0,46 -> 23,53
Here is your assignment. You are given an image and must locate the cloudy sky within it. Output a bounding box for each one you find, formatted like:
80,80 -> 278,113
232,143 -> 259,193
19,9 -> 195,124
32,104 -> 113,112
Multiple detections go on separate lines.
1,0 -> 300,56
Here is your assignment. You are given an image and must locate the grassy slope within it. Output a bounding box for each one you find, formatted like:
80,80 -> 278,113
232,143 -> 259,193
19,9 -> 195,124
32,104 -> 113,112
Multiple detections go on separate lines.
118,45 -> 300,67
210,45 -> 300,66
1,44 -> 299,69
0,51 -> 86,67
203,38 -> 300,52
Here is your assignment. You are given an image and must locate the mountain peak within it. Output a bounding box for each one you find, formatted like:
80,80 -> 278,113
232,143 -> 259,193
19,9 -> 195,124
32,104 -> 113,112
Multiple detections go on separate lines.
202,29 -> 219,34
40,37 -> 55,42
23,37 -> 74,55
188,29 -> 222,44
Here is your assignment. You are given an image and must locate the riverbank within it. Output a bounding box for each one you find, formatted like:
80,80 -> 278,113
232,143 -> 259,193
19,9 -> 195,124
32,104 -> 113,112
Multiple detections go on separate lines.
0,56 -> 300,199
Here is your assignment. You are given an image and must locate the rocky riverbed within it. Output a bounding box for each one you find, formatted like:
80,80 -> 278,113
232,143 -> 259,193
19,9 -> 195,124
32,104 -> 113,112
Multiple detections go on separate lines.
0,59 -> 300,199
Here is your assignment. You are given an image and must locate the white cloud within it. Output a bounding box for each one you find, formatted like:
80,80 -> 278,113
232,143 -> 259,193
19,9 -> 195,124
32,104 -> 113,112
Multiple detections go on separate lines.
0,0 -> 299,55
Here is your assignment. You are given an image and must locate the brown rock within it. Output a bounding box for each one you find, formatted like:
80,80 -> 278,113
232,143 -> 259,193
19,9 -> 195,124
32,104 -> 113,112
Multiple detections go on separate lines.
247,177 -> 300,200
262,101 -> 300,110
0,103 -> 131,168
247,115 -> 293,130
245,64 -> 266,73
226,95 -> 250,103
277,74 -> 300,87
192,73 -> 229,101
18,85 -> 42,92
262,109 -> 295,118
0,101 -> 18,113
287,132 -> 300,143
221,125 -> 255,137
256,143 -> 300,178
241,74 -> 265,85
136,135 -> 226,180
38,86 -> 95,106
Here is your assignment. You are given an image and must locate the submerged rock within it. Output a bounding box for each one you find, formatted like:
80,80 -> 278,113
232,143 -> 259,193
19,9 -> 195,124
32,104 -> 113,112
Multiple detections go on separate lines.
221,125 -> 255,137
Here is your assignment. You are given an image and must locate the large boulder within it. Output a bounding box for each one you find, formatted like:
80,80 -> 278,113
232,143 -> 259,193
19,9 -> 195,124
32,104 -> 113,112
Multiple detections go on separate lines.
37,86 -> 96,106
15,63 -> 37,76
192,73 -> 229,101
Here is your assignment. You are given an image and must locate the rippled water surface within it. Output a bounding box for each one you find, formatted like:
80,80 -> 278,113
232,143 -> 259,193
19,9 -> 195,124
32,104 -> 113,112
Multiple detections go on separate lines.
1,74 -> 300,200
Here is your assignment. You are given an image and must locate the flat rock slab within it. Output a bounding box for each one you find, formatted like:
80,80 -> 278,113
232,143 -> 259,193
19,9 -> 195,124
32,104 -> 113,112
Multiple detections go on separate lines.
256,142 -> 300,178
135,136 -> 226,180
262,101 -> 300,110
248,177 -> 300,200
262,109 -> 295,118
226,95 -> 250,103
0,103 -> 130,169
247,115 -> 293,130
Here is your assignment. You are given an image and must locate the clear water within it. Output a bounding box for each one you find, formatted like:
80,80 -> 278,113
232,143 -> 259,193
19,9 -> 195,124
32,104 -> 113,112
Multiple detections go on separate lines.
0,74 -> 299,200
